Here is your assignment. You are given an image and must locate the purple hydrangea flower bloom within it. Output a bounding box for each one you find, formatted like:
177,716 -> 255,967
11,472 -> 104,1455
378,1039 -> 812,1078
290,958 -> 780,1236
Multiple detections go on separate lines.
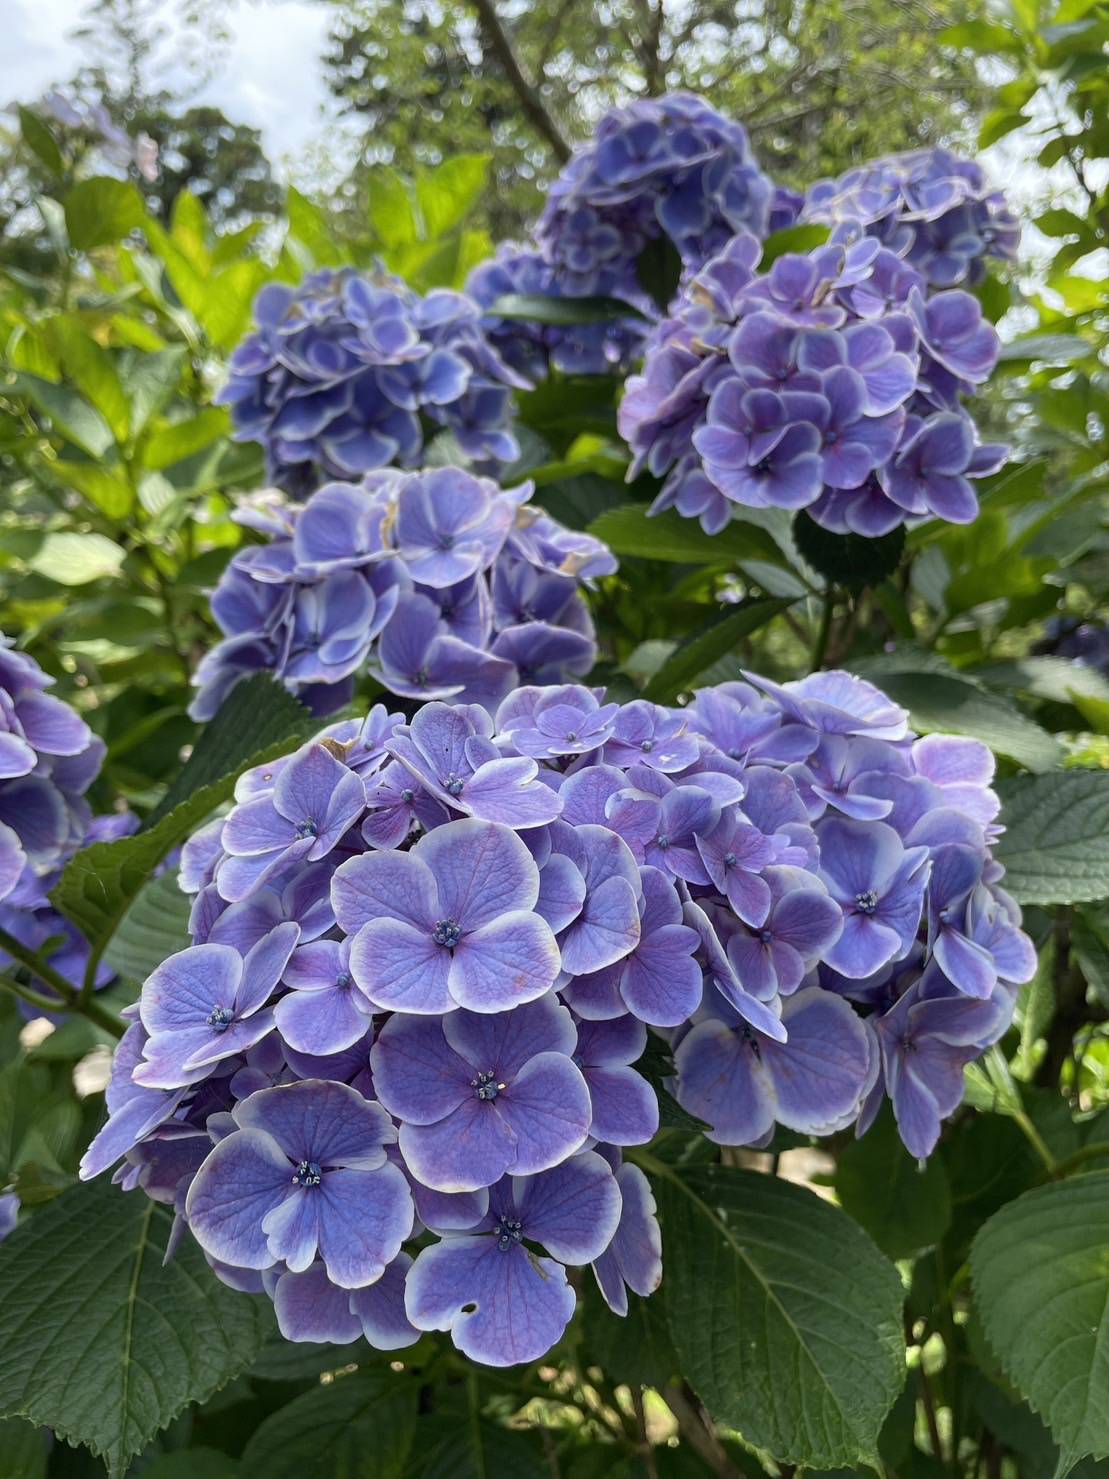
218,743 -> 366,903
674,985 -> 876,1145
274,937 -> 373,1056
496,685 -> 620,759
572,1015 -> 659,1145
869,974 -> 1012,1157
135,924 -> 300,1089
371,996 -> 591,1192
817,817 -> 930,978
405,1152 -> 621,1366
725,866 -> 844,997
335,818 -> 561,1014
603,702 -> 699,772
79,1023 -> 188,1180
186,1079 -> 412,1287
545,823 -> 642,976
592,1158 -> 663,1316
388,703 -> 561,829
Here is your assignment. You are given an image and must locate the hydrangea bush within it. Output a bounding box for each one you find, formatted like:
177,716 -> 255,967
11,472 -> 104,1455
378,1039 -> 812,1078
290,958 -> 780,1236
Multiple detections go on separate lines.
82,668 -> 1031,1365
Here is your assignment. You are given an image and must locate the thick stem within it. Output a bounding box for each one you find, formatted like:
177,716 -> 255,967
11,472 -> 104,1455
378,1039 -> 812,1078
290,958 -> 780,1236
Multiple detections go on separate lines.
467,0 -> 572,161
662,1383 -> 742,1479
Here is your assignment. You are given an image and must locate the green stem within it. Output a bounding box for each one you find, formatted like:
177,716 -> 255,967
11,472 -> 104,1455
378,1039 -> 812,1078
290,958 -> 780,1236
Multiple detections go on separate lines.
1012,1106 -> 1056,1175
0,926 -> 124,1038
810,585 -> 835,670
1052,1140 -> 1109,1180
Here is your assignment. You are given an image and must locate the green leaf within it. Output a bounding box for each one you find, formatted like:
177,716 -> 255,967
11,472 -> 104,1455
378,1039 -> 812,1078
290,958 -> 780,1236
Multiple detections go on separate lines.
651,1160 -> 905,1467
47,461 -> 134,520
43,315 -> 131,443
487,292 -> 646,326
0,1418 -> 47,1479
793,513 -> 906,589
972,657 -> 1109,707
997,333 -> 1093,363
835,1106 -> 952,1260
939,19 -> 1022,50
138,1450 -> 236,1479
368,167 -> 418,249
143,406 -> 230,470
760,223 -> 831,265
417,153 -> 489,237
859,670 -> 1062,772
64,177 -> 146,251
103,868 -> 192,984
27,532 -> 126,586
120,346 -> 187,436
588,504 -> 790,569
979,109 -> 1027,147
18,107 -> 64,175
51,675 -> 313,963
636,234 -> 682,311
418,1415 -> 551,1479
643,597 -> 793,701
14,373 -> 113,457
0,1177 -> 268,1478
972,1172 -> 1109,1471
994,772 -> 1109,905
238,1369 -> 416,1479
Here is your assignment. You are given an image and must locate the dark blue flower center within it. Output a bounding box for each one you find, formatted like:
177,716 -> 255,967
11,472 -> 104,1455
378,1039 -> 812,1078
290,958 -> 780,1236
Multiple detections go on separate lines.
855,890 -> 879,915
639,739 -> 655,752
656,834 -> 671,850
495,1215 -> 523,1252
723,851 -> 738,868
335,971 -> 351,989
471,1070 -> 504,1101
759,928 -> 774,944
414,666 -> 431,686
292,1160 -> 323,1187
400,788 -> 415,804
438,533 -> 455,550
294,819 -> 318,839
444,774 -> 465,797
727,746 -> 743,760
565,730 -> 579,743
433,918 -> 462,948
207,1005 -> 234,1032
740,1025 -> 762,1059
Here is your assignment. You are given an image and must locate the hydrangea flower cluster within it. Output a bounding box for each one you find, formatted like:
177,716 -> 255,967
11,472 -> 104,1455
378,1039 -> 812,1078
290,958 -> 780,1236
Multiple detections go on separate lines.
536,92 -> 774,289
84,669 -> 1031,1367
797,147 -> 1021,289
467,243 -> 652,381
191,466 -> 616,720
0,638 -> 135,997
217,269 -> 530,495
619,230 -> 1006,536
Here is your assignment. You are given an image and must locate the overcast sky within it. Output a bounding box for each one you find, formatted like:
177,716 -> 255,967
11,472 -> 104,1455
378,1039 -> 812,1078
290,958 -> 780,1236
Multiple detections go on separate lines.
3,0 -> 340,173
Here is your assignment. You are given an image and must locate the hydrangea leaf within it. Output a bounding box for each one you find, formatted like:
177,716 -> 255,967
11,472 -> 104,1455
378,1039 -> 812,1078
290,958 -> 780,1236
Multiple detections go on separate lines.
971,1172 -> 1109,1471
643,596 -> 794,701
760,223 -> 831,265
103,868 -> 192,984
835,1107 -> 952,1260
589,503 -> 793,570
994,772 -> 1109,904
51,674 -> 314,969
488,292 -> 648,326
793,511 -> 906,589
863,671 -> 1061,773
238,1369 -> 416,1479
650,1159 -> 905,1467
418,1413 -> 551,1479
0,1177 -> 269,1478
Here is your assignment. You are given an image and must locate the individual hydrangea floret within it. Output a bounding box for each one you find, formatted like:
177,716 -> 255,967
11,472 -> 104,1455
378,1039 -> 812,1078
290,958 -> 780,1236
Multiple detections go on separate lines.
619,229 -> 1006,536
799,147 -> 1020,288
191,466 -> 617,719
84,668 -> 1031,1366
537,93 -> 774,288
216,269 -> 530,495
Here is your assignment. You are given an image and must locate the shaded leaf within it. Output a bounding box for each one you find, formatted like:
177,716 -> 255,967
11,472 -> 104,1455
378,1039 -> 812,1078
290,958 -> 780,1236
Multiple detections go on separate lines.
994,772 -> 1109,905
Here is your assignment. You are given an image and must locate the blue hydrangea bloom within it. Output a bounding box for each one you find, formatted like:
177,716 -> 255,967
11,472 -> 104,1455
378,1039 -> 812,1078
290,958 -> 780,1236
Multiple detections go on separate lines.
217,269 -> 529,494
537,93 -> 774,287
191,468 -> 616,720
620,220 -> 1006,536
86,667 -> 1032,1362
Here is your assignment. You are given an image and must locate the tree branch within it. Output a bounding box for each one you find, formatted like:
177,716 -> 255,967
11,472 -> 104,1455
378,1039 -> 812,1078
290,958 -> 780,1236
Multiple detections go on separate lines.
467,0 -> 572,162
